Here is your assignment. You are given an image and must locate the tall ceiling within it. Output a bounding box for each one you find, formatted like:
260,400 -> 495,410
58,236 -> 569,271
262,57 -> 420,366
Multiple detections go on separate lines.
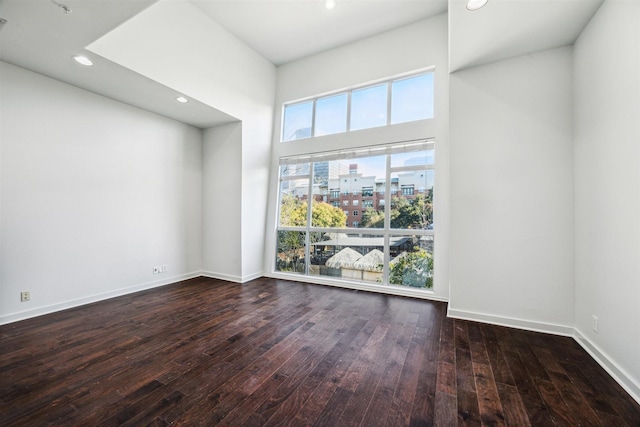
0,0 -> 602,128
449,0 -> 603,72
191,0 -> 448,66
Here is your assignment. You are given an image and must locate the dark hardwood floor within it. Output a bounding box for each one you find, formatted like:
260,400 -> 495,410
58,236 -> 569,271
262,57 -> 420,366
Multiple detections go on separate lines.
1,277 -> 639,426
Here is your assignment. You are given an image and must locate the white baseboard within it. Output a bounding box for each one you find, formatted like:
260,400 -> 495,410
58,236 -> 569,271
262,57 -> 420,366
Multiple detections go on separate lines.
201,270 -> 264,284
0,271 -> 202,326
201,271 -> 242,283
447,307 -> 575,336
447,307 -> 640,406
265,271 -> 449,302
2,270 -> 262,325
241,271 -> 264,283
574,329 -> 640,405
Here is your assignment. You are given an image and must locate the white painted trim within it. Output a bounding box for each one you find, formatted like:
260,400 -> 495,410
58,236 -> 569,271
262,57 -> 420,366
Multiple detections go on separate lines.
0,272 -> 202,326
241,271 -> 264,283
265,272 -> 448,302
573,328 -> 640,405
201,271 -> 264,283
447,308 -> 640,406
446,307 -> 575,337
201,270 -> 243,283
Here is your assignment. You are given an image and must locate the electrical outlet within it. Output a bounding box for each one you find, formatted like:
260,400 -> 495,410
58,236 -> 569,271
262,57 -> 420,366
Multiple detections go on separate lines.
153,265 -> 167,274
20,291 -> 30,302
592,315 -> 598,333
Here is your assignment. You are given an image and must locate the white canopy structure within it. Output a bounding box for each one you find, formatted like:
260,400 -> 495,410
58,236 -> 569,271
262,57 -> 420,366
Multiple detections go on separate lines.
353,249 -> 384,272
325,247 -> 362,269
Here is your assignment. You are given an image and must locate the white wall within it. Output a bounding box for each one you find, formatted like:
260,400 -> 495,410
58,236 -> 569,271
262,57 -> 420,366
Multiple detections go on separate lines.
88,0 -> 277,282
241,110 -> 275,280
0,61 -> 203,324
202,123 -> 242,280
573,0 -> 640,400
265,15 -> 450,301
448,47 -> 575,332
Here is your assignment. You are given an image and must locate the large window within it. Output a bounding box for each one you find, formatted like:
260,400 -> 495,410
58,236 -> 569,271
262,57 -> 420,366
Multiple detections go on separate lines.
282,71 -> 434,142
282,101 -> 313,142
315,93 -> 348,136
350,84 -> 388,131
275,140 -> 435,290
391,73 -> 434,124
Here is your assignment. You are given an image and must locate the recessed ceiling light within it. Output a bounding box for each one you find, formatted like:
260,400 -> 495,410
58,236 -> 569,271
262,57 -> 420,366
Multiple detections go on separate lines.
325,0 -> 335,10
176,96 -> 189,103
467,0 -> 488,11
73,55 -> 93,66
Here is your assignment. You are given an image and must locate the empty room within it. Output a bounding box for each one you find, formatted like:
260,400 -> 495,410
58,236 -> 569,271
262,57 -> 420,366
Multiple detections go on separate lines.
1,0 -> 639,425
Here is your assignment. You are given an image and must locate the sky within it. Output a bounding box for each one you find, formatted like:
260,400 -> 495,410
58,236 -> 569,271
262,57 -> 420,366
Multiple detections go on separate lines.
282,71 -> 434,142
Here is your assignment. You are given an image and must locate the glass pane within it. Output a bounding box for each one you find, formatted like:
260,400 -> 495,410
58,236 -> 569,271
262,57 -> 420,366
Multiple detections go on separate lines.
389,170 -> 433,230
350,84 -> 388,131
310,162 -> 348,228
390,149 -> 434,168
276,231 -> 306,274
391,73 -> 434,124
315,93 -> 347,136
280,163 -> 310,178
282,101 -> 313,141
389,235 -> 434,289
310,232 -> 384,284
319,156 -> 387,229
279,179 -> 309,227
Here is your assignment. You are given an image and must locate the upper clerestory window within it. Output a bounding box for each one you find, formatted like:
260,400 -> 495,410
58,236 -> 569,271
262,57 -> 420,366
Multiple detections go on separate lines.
281,71 -> 434,142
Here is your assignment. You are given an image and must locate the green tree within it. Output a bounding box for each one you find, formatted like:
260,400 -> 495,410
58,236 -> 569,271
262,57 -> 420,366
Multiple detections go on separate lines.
311,201 -> 347,228
279,195 -> 347,228
390,190 -> 433,229
389,248 -> 433,288
279,194 -> 306,227
361,207 -> 384,228
277,197 -> 347,272
277,195 -> 306,272
361,188 -> 433,230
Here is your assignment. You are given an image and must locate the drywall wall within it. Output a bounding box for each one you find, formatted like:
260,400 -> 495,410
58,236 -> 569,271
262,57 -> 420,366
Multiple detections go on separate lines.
448,47 -> 574,332
202,122 -> 242,280
241,109 -> 275,281
88,0 -> 276,282
574,0 -> 640,401
0,61 -> 203,324
265,14 -> 450,300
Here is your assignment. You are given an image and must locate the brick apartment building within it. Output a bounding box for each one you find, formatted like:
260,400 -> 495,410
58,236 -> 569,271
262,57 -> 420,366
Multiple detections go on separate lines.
290,163 -> 432,228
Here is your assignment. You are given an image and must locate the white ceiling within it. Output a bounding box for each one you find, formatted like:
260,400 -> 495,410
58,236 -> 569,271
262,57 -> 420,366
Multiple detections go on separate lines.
191,0 -> 448,65
449,0 -> 603,72
0,0 -> 603,128
0,0 -> 237,128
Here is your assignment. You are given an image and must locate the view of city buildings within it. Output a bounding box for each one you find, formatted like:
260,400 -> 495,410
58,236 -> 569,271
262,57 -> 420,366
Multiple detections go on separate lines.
285,161 -> 434,229
277,147 -> 435,289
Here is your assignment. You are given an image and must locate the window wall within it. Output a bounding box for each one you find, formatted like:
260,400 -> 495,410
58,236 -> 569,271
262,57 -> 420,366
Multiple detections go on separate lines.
275,140 -> 434,290
281,72 -> 434,142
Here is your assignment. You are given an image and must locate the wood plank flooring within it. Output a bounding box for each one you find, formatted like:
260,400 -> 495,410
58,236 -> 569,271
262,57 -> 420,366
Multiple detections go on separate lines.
1,277 -> 639,426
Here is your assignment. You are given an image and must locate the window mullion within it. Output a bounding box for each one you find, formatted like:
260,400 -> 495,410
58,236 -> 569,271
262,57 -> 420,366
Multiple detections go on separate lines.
311,100 -> 317,138
383,153 -> 392,285
346,90 -> 352,131
386,82 -> 392,126
282,71 -> 433,141
275,141 -> 434,292
304,162 -> 314,275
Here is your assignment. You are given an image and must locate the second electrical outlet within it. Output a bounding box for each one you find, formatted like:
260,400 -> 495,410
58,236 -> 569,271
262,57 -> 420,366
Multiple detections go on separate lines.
153,265 -> 168,274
